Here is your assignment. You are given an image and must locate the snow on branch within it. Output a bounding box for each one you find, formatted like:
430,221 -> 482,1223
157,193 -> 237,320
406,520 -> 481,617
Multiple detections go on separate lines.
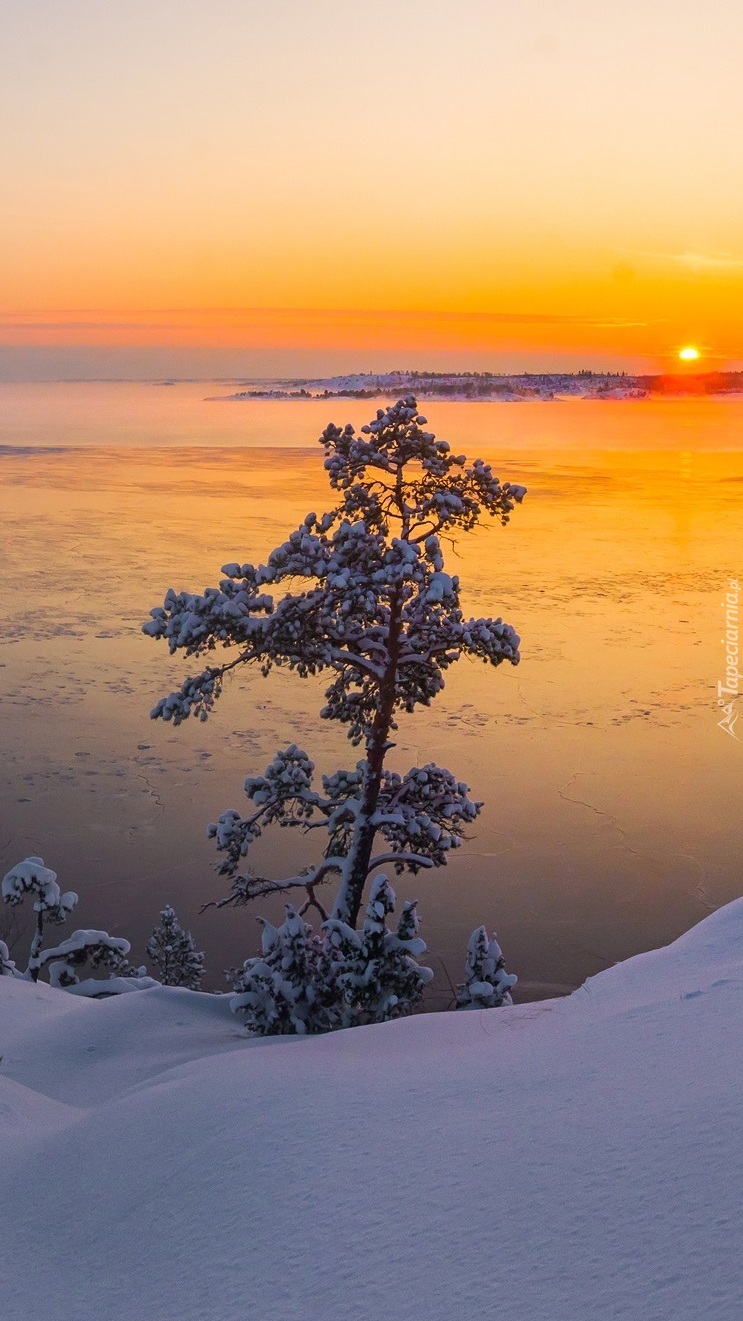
369,763 -> 482,871
58,974 -> 159,998
41,928 -> 130,967
2,856 -> 77,921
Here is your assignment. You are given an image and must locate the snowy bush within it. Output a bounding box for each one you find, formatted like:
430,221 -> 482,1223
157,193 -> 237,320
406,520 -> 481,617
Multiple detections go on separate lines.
0,939 -> 16,976
44,930 -> 155,998
145,397 -> 525,1031
325,876 -> 433,1028
1,856 -> 150,994
457,927 -> 518,1009
230,878 -> 432,1035
230,905 -> 333,1035
147,905 -> 205,989
2,856 -> 77,981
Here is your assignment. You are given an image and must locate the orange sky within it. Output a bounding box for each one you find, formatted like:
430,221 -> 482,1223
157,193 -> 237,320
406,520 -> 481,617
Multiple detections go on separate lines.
1,0 -> 741,376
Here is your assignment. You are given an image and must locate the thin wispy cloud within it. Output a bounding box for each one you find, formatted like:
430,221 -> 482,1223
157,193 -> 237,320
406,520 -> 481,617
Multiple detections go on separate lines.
672,251 -> 743,274
0,321 -> 189,332
0,308 -> 648,332
625,249 -> 743,275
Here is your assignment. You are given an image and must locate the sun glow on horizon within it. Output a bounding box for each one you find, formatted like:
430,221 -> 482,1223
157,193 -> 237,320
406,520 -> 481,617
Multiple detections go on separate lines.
678,346 -> 701,362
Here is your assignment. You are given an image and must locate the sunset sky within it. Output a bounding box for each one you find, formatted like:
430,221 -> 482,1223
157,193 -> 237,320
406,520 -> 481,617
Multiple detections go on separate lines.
1,0 -> 741,377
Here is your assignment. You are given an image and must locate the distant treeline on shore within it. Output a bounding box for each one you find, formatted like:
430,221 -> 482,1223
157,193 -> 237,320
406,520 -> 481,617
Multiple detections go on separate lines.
214,369 -> 743,403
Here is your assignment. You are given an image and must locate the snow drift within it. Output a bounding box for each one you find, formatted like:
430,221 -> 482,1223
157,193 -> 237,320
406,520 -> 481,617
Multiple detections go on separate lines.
1,899 -> 742,1321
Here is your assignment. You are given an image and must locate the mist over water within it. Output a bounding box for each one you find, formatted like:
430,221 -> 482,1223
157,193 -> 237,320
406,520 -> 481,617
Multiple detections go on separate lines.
1,383 -> 741,1003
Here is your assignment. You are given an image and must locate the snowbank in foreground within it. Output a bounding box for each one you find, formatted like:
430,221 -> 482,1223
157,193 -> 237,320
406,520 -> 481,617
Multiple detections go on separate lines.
1,900 -> 742,1321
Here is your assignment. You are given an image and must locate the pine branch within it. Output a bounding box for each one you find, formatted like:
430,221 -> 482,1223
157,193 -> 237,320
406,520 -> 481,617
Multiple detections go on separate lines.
366,852 -> 435,875
200,856 -> 344,913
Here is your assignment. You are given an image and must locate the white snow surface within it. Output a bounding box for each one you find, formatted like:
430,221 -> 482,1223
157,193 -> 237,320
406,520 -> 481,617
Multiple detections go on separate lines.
1,899 -> 742,1321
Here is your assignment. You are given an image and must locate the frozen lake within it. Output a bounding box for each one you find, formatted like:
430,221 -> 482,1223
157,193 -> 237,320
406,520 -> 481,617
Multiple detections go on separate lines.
1,382 -> 741,1003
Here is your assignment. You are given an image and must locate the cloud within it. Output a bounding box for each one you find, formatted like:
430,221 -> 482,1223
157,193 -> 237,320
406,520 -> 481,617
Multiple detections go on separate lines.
0,321 -> 188,332
672,251 -> 743,274
0,307 -> 647,333
624,248 -> 743,276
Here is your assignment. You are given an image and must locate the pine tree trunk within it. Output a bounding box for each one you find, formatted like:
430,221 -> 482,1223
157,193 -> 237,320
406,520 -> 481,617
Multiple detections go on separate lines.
28,910 -> 44,982
331,583 -> 404,927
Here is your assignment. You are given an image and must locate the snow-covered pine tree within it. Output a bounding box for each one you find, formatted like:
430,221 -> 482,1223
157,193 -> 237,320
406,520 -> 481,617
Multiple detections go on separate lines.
230,905 -> 332,1035
230,878 -> 432,1034
2,856 -> 79,982
325,876 -> 433,1028
456,926 -> 518,1009
146,905 -> 205,989
144,397 -> 525,1026
1,856 -> 154,994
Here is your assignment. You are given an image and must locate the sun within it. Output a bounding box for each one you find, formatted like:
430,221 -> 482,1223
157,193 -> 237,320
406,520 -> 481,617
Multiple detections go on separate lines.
678,346 -> 701,362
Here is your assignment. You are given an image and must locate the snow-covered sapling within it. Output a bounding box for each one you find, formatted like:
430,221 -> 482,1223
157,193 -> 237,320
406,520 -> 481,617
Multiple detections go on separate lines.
2,856 -> 78,982
230,876 -> 432,1034
325,875 -> 433,1028
144,397 -> 525,1025
0,940 -> 15,976
146,905 -> 205,989
230,903 -> 331,1036
1,856 -> 151,994
456,926 -> 518,1009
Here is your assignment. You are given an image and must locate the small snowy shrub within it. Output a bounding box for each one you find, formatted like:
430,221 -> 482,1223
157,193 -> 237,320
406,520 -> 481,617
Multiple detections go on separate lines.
1,856 -> 152,994
230,877 -> 432,1035
325,876 -> 433,1028
2,856 -> 77,981
147,905 -> 205,989
145,398 -> 525,1030
44,930 -> 155,997
457,926 -> 517,1009
0,939 -> 16,976
230,905 -> 333,1036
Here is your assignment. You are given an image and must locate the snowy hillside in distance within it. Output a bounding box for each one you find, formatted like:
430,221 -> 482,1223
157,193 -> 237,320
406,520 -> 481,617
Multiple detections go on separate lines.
2,899 -> 742,1321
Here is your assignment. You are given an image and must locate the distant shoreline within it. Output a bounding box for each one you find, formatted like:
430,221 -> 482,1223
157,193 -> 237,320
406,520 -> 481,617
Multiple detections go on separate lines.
206,369 -> 743,404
